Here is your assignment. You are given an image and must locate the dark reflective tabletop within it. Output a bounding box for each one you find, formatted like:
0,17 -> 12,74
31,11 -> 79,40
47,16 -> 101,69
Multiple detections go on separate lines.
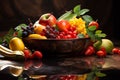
0,54 -> 120,80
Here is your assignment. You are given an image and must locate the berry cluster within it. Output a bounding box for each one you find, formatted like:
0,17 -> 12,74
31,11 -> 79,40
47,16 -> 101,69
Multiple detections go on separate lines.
23,49 -> 43,60
42,25 -> 59,38
56,27 -> 77,39
22,23 -> 34,38
42,25 -> 77,39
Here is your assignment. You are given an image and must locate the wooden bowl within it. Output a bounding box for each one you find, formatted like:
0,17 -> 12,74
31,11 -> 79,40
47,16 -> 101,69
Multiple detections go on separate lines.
23,38 -> 91,57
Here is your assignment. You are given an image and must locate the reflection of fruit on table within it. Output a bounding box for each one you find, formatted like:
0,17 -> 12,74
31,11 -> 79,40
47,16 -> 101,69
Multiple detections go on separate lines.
0,54 -> 120,79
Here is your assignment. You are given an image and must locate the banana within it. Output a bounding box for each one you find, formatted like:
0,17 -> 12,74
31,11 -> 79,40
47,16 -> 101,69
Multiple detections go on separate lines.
0,45 -> 24,58
0,45 -> 13,53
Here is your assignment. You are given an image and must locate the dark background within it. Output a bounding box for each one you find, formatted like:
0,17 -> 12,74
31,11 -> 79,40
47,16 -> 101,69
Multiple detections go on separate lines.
0,0 -> 119,40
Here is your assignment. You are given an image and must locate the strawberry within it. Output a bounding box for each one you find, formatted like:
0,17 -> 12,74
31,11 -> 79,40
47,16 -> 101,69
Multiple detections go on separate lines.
32,51 -> 43,59
23,49 -> 32,59
96,50 -> 106,57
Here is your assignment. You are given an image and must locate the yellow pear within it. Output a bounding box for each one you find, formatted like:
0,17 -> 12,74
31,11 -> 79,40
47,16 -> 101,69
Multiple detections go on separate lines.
9,37 -> 25,51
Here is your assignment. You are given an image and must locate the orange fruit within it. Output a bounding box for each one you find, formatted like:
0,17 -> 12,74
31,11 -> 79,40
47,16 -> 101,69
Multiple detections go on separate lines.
33,21 -> 45,34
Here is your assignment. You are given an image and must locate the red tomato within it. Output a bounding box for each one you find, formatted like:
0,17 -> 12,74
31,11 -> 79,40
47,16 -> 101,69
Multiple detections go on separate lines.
89,21 -> 99,29
56,20 -> 70,32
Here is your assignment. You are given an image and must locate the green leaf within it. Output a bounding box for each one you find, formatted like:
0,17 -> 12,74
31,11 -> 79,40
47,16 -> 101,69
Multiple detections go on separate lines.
63,13 -> 77,21
58,11 -> 72,21
3,28 -> 14,43
0,38 -> 3,44
17,30 -> 23,38
86,28 -> 96,41
79,9 -> 89,16
88,26 -> 96,31
86,72 -> 95,80
73,5 -> 81,16
95,30 -> 102,34
95,71 -> 106,77
93,40 -> 102,49
77,33 -> 85,38
15,24 -> 27,31
82,15 -> 93,23
95,33 -> 107,38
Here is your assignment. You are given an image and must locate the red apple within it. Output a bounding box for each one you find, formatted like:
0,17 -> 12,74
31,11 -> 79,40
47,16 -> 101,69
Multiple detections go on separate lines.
39,13 -> 57,27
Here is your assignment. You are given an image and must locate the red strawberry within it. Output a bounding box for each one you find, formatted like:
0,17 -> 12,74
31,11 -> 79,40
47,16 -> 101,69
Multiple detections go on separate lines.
32,51 -> 43,59
85,46 -> 95,56
96,50 -> 106,57
23,49 -> 32,59
112,48 -> 119,54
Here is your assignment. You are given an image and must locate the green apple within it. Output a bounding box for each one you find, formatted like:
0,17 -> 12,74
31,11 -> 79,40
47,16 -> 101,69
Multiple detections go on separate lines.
94,39 -> 114,53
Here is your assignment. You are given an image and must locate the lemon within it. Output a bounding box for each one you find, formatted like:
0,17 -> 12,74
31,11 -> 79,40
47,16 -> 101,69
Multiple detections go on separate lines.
28,34 -> 47,39
9,37 -> 25,51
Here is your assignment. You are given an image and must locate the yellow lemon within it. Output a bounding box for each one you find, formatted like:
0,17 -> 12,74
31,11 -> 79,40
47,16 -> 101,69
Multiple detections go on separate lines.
28,34 -> 47,39
9,37 -> 25,51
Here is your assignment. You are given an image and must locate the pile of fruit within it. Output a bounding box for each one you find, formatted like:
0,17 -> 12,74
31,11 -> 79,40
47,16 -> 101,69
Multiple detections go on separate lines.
0,5 -> 118,59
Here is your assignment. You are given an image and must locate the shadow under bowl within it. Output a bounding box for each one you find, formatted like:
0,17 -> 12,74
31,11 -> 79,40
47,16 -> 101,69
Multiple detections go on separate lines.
23,38 -> 91,57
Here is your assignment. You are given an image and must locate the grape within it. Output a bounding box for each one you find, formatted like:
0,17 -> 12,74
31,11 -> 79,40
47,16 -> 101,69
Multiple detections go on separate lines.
22,31 -> 29,38
43,25 -> 59,39
42,26 -> 77,39
1,41 -> 8,48
22,23 -> 34,38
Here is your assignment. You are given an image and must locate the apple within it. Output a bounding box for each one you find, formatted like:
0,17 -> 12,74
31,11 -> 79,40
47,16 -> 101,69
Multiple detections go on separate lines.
39,13 -> 57,27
